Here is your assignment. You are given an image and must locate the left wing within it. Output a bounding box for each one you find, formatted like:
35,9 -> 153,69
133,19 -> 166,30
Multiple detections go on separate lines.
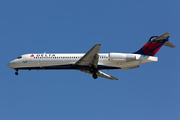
75,44 -> 119,80
74,44 -> 101,68
79,70 -> 119,80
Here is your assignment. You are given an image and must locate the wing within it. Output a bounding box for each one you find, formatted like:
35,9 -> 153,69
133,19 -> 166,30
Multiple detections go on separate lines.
74,44 -> 101,68
79,70 -> 119,80
75,44 -> 119,80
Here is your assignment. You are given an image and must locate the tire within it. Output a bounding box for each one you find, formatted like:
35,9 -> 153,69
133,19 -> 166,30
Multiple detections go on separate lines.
93,73 -> 98,79
15,72 -> 18,75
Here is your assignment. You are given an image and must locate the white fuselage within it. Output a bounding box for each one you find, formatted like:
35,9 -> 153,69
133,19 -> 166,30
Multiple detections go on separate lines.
8,53 -> 158,70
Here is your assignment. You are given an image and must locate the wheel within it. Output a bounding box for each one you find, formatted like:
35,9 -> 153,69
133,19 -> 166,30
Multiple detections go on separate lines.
15,72 -> 18,75
92,73 -> 98,79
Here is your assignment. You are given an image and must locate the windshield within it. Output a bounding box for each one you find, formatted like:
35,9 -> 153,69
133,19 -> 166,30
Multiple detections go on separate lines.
17,56 -> 22,59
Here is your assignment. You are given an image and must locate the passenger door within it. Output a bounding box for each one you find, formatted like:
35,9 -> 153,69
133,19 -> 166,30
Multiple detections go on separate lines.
22,56 -> 27,63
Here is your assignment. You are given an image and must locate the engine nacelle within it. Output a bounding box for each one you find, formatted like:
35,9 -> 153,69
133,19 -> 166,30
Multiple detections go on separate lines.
109,53 -> 136,62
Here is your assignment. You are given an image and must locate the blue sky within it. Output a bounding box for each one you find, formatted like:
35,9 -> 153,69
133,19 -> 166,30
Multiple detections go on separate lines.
1,0 -> 180,120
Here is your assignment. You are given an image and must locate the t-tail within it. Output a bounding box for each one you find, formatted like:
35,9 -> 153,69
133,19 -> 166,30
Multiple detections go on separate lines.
134,32 -> 175,56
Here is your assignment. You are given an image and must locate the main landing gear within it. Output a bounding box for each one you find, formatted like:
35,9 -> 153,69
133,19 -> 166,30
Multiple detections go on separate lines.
89,66 -> 98,79
93,73 -> 98,79
15,69 -> 18,75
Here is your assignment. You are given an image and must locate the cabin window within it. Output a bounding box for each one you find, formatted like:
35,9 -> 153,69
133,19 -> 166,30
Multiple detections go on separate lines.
17,56 -> 22,59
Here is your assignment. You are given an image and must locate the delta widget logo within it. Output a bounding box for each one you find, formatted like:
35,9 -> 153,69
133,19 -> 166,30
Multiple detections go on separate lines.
30,54 -> 34,57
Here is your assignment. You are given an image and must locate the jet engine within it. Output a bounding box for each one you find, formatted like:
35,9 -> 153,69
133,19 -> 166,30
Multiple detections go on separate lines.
109,53 -> 136,62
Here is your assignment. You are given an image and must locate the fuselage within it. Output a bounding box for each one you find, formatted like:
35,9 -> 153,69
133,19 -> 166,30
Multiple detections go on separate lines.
8,53 -> 158,70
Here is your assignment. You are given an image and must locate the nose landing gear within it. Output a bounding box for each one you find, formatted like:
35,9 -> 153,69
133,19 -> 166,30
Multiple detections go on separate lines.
15,69 -> 18,75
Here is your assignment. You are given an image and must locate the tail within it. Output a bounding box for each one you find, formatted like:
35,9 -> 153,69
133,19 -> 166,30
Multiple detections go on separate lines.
134,32 -> 175,56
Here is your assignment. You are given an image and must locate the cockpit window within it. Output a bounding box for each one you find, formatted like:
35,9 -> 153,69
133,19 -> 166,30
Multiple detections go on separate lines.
17,56 -> 22,59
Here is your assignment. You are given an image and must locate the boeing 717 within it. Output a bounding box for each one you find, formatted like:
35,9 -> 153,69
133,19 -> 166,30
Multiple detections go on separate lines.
7,32 -> 175,80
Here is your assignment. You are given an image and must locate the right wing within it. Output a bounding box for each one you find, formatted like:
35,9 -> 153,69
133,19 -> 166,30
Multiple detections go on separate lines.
79,70 -> 119,80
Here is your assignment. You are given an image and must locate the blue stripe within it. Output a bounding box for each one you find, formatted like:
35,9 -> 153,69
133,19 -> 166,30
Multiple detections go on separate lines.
150,43 -> 164,56
14,64 -> 121,70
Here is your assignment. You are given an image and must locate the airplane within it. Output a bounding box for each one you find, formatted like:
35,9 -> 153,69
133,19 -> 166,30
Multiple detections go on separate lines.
7,32 -> 175,80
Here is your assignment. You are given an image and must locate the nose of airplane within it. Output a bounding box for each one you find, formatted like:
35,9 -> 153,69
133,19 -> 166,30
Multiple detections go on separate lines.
7,61 -> 15,68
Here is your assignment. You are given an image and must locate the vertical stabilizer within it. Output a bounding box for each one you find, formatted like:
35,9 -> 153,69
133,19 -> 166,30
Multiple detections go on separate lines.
134,32 -> 175,56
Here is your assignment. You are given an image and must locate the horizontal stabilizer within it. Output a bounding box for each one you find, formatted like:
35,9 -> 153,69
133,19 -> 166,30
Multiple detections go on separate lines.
152,32 -> 171,42
164,41 -> 176,48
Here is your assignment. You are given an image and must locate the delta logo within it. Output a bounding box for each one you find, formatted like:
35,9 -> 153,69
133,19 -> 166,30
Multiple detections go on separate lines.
30,54 -> 34,57
30,54 -> 56,57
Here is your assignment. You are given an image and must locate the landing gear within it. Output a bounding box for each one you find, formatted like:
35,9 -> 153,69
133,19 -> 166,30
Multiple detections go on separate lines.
15,69 -> 18,75
93,73 -> 98,79
89,65 -> 97,73
89,66 -> 98,79
15,72 -> 18,75
89,67 -> 94,73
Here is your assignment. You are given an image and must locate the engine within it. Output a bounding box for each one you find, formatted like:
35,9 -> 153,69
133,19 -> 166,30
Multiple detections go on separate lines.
109,53 -> 136,62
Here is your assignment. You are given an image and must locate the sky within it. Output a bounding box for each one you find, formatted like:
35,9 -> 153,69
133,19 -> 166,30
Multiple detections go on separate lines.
1,0 -> 180,120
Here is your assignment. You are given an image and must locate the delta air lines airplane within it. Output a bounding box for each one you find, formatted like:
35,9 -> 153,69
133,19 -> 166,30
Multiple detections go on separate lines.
8,32 -> 175,80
